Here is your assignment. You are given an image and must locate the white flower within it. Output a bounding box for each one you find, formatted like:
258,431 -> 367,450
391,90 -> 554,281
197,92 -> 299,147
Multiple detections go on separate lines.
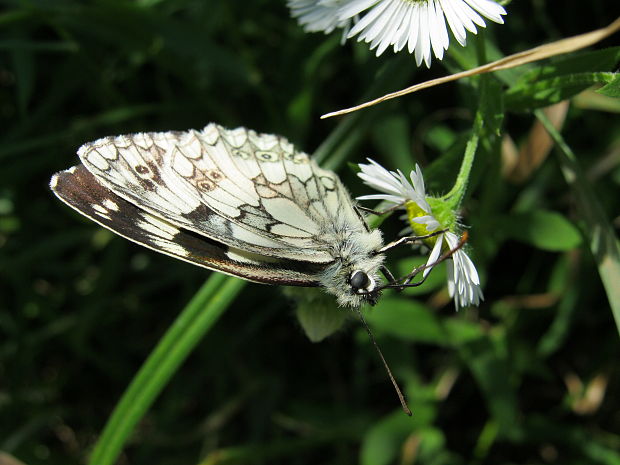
357,159 -> 483,310
288,0 -> 353,43
357,158 -> 431,212
290,0 -> 507,67
341,0 -> 506,65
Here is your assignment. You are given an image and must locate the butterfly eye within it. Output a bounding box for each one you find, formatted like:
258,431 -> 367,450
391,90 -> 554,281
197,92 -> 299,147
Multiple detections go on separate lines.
350,270 -> 370,291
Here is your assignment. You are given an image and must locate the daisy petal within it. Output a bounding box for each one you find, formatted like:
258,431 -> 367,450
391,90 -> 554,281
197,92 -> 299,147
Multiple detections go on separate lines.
294,0 -> 506,66
423,232 -> 444,277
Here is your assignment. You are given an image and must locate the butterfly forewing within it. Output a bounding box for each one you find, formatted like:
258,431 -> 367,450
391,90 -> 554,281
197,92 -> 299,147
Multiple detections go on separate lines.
50,165 -> 323,286
76,124 -> 357,263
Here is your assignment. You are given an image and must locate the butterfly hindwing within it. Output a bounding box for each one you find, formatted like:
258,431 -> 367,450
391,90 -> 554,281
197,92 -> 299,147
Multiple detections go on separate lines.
50,165 -> 323,286
76,124 -> 362,263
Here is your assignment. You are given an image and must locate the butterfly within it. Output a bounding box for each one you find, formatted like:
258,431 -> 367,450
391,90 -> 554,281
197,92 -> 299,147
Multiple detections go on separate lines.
50,123 -> 392,307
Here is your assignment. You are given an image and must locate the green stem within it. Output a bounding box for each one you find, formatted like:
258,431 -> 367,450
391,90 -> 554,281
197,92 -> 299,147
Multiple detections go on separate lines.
441,34 -> 487,208
536,109 -> 620,336
441,109 -> 482,209
88,274 -> 246,465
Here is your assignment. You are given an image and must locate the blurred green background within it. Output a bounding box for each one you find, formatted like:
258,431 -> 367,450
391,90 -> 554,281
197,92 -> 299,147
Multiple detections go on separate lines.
1,1 -> 619,464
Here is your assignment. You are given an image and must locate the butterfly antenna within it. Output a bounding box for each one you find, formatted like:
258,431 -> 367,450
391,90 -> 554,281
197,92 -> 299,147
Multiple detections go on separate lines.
354,306 -> 412,416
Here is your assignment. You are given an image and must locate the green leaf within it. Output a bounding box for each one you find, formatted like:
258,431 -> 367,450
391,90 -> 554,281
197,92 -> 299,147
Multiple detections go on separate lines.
365,297 -> 447,345
497,209 -> 582,251
597,73 -> 620,98
505,72 -> 616,112
504,47 -> 620,111
514,47 -> 620,83
284,287 -> 348,342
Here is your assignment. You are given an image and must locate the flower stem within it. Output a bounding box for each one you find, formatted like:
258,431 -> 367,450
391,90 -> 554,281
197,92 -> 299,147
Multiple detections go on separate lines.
442,109 -> 482,209
441,33 -> 488,209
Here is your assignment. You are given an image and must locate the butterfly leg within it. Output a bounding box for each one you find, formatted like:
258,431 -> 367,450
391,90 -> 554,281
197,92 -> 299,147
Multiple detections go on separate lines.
377,229 -> 446,254
379,262 -> 434,291
380,265 -> 397,283
379,265 -> 407,292
378,232 -> 469,291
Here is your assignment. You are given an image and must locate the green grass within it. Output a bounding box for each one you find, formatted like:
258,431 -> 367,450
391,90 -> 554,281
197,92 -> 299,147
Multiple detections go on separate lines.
1,1 -> 619,464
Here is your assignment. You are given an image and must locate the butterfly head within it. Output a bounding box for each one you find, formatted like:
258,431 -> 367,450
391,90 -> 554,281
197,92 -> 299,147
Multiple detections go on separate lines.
318,263 -> 383,307
348,269 -> 381,306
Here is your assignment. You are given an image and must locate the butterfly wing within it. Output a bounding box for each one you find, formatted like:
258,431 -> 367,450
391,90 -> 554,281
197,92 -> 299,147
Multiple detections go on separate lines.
76,124 -> 362,263
50,165 -> 323,286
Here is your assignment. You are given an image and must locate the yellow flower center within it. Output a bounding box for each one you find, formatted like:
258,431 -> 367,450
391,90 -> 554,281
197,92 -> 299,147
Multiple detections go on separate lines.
405,200 -> 438,248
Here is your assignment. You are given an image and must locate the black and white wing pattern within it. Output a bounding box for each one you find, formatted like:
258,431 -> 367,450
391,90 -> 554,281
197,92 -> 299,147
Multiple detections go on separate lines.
51,124 -> 385,307
74,124 -> 361,263
50,164 -> 324,286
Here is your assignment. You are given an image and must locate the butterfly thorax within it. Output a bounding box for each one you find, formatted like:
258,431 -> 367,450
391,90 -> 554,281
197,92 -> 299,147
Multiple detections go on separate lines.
315,218 -> 384,307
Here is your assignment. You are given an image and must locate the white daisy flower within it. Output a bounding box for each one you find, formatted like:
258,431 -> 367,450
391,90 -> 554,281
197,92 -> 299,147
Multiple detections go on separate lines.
288,0 -> 354,43
289,0 -> 506,66
357,159 -> 483,310
329,0 -> 505,67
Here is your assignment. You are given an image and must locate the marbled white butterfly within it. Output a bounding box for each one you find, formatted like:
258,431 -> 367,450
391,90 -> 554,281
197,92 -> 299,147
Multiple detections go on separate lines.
50,123 -> 394,307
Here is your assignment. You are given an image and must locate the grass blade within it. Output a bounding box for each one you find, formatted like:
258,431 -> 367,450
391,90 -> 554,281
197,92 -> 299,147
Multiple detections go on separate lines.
88,274 -> 246,465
